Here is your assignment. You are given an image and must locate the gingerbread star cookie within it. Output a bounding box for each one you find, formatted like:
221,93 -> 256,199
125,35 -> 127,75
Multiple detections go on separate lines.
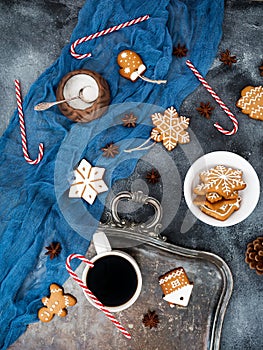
38,283 -> 77,322
236,86 -> 263,121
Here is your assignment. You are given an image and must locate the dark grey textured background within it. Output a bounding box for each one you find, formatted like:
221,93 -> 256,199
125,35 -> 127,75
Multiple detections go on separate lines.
0,1 -> 262,349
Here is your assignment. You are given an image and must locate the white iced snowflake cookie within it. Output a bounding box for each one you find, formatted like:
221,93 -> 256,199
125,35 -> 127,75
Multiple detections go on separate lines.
194,165 -> 246,198
150,106 -> 190,151
69,159 -> 108,205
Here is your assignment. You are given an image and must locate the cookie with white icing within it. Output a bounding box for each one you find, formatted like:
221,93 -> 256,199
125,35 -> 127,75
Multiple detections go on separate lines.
38,283 -> 77,322
194,165 -> 246,199
117,50 -> 146,82
236,86 -> 263,121
197,197 -> 241,221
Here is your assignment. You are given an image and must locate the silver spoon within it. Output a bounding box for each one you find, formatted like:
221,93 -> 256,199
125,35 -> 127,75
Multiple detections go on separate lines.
34,86 -> 97,111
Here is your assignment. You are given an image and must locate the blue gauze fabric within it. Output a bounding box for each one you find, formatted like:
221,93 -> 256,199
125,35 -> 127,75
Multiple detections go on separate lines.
0,0 -> 224,348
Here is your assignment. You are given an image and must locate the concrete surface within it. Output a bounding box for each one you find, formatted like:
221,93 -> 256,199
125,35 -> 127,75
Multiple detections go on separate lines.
0,0 -> 262,349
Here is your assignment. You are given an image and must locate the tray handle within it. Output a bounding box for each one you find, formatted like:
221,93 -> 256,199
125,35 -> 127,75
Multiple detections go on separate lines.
101,191 -> 166,241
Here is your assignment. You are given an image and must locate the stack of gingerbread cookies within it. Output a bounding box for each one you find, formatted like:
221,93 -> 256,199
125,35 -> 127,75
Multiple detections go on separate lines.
193,165 -> 246,221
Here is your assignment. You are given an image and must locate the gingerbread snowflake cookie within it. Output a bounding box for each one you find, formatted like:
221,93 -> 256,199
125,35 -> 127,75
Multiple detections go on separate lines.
69,159 -> 108,205
159,267 -> 193,307
38,283 -> 77,322
193,165 -> 246,221
150,106 -> 190,151
236,86 -> 263,121
194,165 -> 246,198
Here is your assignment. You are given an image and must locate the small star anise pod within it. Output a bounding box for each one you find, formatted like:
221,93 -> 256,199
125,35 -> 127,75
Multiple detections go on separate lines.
196,102 -> 215,119
172,44 -> 188,58
145,169 -> 160,184
122,113 -> 137,127
101,143 -> 119,158
219,49 -> 237,66
142,310 -> 159,329
259,63 -> 263,77
45,242 -> 61,260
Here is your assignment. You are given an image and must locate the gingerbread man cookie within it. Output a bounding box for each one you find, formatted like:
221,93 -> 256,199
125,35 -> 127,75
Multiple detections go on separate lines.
236,86 -> 263,121
38,283 -> 77,322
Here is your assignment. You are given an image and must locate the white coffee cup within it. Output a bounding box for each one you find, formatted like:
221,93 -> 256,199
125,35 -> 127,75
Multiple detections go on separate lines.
82,231 -> 142,312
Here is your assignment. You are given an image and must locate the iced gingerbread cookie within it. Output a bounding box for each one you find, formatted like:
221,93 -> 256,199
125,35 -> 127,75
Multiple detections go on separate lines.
196,197 -> 241,221
38,283 -> 77,322
194,165 -> 246,199
236,86 -> 263,121
117,50 -> 146,82
206,192 -> 222,203
159,267 -> 193,307
150,106 -> 190,151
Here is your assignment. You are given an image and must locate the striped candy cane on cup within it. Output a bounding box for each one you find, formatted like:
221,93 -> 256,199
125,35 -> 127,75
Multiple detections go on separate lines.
66,254 -> 131,339
70,15 -> 150,60
15,80 -> 44,165
186,60 -> 238,135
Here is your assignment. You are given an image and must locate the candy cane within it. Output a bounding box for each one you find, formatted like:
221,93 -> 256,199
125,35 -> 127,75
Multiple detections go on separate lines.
15,80 -> 44,164
70,15 -> 150,60
186,60 -> 238,135
66,254 -> 131,339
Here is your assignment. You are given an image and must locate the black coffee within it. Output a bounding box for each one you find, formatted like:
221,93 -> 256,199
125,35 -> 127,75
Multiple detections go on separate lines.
86,255 -> 138,307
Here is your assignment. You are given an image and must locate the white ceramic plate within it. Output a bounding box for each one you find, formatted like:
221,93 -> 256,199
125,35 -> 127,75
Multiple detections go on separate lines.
184,151 -> 260,227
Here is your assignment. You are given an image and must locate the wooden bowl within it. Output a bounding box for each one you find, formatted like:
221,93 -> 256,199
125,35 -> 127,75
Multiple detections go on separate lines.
56,69 -> 111,122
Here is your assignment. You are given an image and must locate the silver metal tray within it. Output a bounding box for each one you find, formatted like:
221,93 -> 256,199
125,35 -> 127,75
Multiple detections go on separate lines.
12,191 -> 233,350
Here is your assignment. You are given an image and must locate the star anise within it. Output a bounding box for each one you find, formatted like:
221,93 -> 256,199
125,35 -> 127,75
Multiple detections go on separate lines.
45,242 -> 61,260
145,169 -> 160,184
196,102 -> 215,119
259,63 -> 263,76
101,143 -> 119,158
122,113 -> 137,127
219,49 -> 237,66
172,44 -> 188,58
142,310 -> 159,329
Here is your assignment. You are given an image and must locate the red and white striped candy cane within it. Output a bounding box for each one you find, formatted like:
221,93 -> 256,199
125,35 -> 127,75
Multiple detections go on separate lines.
70,14 -> 150,60
66,254 -> 131,339
15,80 -> 44,165
186,60 -> 238,135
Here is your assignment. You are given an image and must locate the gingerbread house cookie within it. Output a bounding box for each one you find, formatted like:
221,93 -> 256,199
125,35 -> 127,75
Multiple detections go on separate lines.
159,267 -> 193,307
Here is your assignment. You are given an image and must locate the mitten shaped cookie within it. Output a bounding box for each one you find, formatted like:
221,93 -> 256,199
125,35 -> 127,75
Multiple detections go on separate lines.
117,49 -> 166,84
236,86 -> 263,121
117,50 -> 146,82
38,283 -> 77,322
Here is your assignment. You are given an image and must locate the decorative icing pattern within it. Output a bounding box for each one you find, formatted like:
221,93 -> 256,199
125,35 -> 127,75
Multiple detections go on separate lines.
38,283 -> 77,323
159,267 -> 193,307
150,106 -> 190,151
117,50 -> 146,82
195,165 -> 246,198
206,192 -> 222,203
236,85 -> 263,121
199,197 -> 241,221
69,159 -> 108,205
